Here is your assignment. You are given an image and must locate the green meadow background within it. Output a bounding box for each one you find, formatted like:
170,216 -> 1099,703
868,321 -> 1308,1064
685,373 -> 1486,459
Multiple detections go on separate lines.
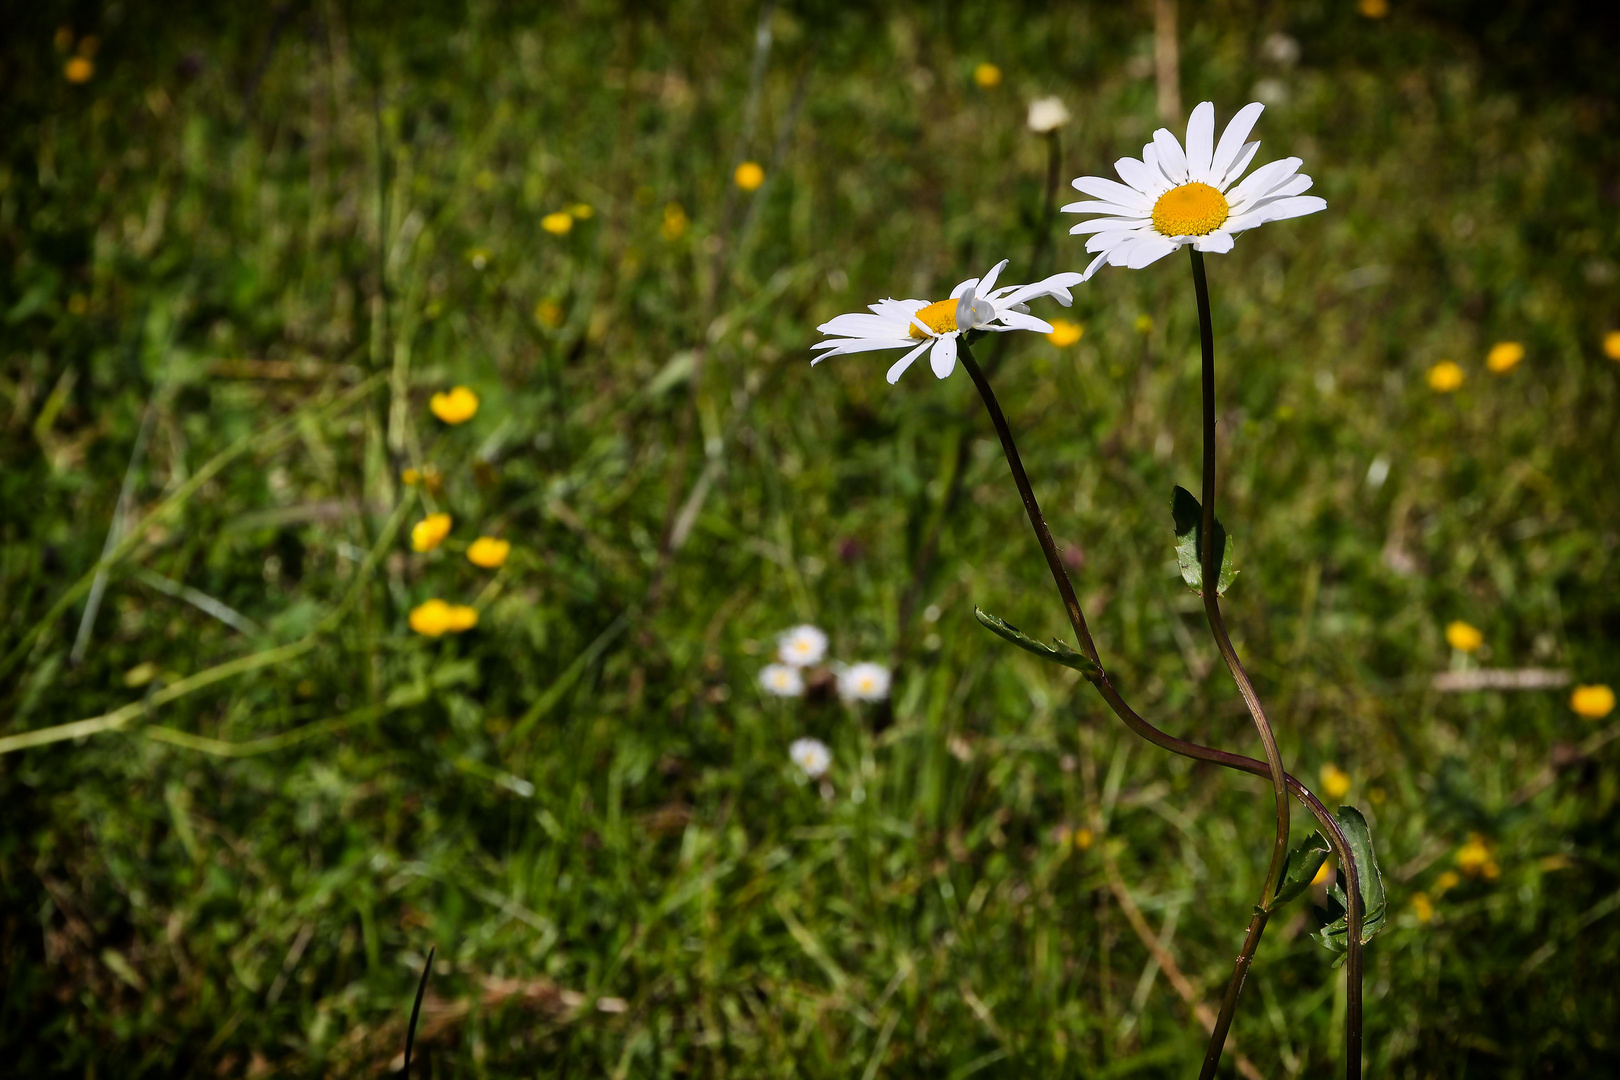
3,1 -> 1619,1075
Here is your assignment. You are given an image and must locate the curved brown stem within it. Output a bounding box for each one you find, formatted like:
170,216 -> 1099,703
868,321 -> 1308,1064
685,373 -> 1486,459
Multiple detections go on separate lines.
956,336 -> 1363,1075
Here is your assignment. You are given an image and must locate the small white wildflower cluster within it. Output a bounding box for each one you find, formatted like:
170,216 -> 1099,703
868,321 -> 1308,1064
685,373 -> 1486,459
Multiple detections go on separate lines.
789,737 -> 832,779
757,624 -> 891,704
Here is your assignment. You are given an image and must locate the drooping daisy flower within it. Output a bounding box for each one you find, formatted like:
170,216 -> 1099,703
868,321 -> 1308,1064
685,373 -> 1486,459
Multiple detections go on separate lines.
760,663 -> 805,697
1063,101 -> 1326,280
789,737 -> 833,778
837,662 -> 892,703
777,625 -> 829,667
812,261 -> 1084,384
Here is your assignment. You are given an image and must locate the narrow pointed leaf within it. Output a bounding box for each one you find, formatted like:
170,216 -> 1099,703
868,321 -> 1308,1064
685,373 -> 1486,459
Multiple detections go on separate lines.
1312,806 -> 1389,955
1273,829 -> 1333,908
974,608 -> 1102,681
1171,486 -> 1237,596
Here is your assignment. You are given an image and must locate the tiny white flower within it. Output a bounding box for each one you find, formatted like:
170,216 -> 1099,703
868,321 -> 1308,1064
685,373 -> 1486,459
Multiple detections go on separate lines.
838,661 -> 892,702
1063,101 -> 1326,280
790,737 -> 832,778
778,624 -> 829,667
1027,96 -> 1070,134
812,261 -> 1084,385
759,663 -> 805,697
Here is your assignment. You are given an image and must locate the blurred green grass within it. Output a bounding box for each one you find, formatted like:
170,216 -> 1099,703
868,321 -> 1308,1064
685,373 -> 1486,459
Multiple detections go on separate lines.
2,1 -> 1618,1076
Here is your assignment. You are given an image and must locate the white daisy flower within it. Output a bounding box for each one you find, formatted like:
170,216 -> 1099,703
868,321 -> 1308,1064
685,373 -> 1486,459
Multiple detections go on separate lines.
1027,96 -> 1070,134
789,737 -> 833,778
837,661 -> 892,703
759,663 -> 805,697
812,261 -> 1084,385
777,624 -> 828,667
1063,101 -> 1326,280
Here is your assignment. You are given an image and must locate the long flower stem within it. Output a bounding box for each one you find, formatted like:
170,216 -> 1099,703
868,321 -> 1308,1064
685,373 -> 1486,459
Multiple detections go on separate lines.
1187,248 -> 1361,1080
956,336 -> 1363,1074
1190,247 -> 1288,1078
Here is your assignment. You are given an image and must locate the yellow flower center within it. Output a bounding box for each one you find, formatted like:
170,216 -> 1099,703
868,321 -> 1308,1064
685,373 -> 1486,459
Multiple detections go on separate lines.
1151,182 -> 1230,237
908,298 -> 959,340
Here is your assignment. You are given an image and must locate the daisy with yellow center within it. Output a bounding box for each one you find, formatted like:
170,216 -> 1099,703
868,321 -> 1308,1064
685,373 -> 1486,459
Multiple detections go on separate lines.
837,661 -> 892,703
1063,101 -> 1325,279
812,260 -> 1084,384
777,624 -> 828,668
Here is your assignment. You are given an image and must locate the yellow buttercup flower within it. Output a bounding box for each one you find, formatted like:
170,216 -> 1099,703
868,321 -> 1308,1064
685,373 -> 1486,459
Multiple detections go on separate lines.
1358,0 -> 1389,17
1455,833 -> 1491,877
1571,684 -> 1615,720
1427,361 -> 1464,392
1604,331 -> 1620,361
541,211 -> 574,235
430,386 -> 479,424
1134,314 -> 1153,335
1445,620 -> 1483,652
1047,318 -> 1083,347
661,202 -> 689,241
734,161 -> 765,191
1410,892 -> 1434,923
1073,827 -> 1094,851
1319,763 -> 1352,801
64,57 -> 94,83
1311,859 -> 1334,886
973,62 -> 1002,88
1434,870 -> 1460,894
568,203 -> 594,219
467,536 -> 511,568
411,512 -> 452,553
1485,341 -> 1523,373
409,599 -> 478,637
534,298 -> 565,328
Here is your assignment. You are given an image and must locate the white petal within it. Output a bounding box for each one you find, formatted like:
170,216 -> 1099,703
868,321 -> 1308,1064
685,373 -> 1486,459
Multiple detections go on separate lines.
1210,102 -> 1265,180
1184,102 -> 1216,181
1069,216 -> 1150,235
885,340 -> 932,384
996,271 -> 1085,307
1151,128 -> 1190,183
814,337 -> 916,358
1216,141 -> 1261,191
1228,157 -> 1303,206
1070,174 -> 1154,211
1080,249 -> 1110,281
1191,230 -> 1235,254
995,309 -> 1055,334
949,277 -> 979,300
1086,228 -> 1149,253
1255,194 -> 1327,222
1061,198 -> 1148,217
1113,156 -> 1167,198
1256,173 -> 1313,201
930,334 -> 958,379
818,312 -> 907,336
977,259 -> 1009,295
1125,235 -> 1179,268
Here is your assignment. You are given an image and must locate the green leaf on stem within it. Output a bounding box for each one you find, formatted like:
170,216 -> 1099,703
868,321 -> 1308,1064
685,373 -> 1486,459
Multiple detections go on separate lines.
1273,829 -> 1333,908
973,608 -> 1101,681
1171,486 -> 1237,596
1313,805 -> 1389,956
